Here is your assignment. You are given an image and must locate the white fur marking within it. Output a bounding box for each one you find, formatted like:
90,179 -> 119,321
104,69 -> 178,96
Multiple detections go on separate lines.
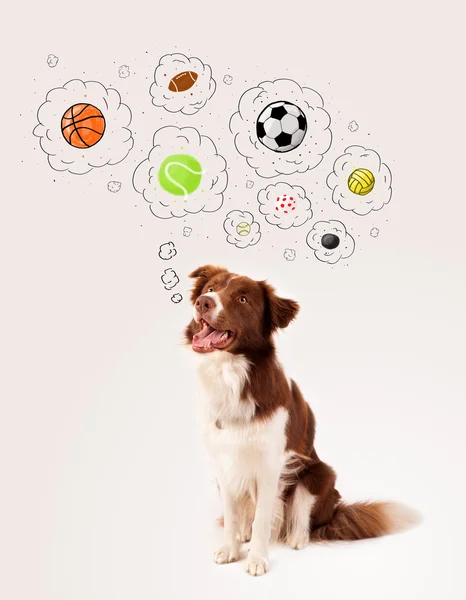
195,351 -> 295,575
192,304 -> 200,323
382,502 -> 422,533
205,406 -> 288,500
286,483 -> 316,549
203,291 -> 223,323
197,352 -> 253,425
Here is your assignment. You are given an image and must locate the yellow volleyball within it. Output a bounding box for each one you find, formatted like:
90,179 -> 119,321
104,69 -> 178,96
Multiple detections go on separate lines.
348,168 -> 375,196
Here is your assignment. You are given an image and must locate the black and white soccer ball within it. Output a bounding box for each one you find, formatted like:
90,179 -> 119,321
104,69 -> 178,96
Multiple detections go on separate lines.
256,101 -> 307,153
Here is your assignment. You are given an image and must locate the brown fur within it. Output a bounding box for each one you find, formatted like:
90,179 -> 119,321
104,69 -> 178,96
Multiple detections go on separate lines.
311,501 -> 391,541
186,265 -> 419,543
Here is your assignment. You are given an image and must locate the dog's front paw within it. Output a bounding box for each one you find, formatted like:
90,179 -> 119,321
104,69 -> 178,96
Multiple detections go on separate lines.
245,553 -> 270,576
213,544 -> 240,564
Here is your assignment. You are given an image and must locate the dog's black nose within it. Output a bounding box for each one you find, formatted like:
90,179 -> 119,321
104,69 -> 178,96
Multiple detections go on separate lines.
196,294 -> 216,313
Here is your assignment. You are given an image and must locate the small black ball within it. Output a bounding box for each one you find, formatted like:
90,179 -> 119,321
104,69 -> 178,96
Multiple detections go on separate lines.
321,233 -> 340,250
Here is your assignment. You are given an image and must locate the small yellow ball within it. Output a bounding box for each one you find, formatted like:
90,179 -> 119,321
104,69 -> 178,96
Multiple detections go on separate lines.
236,222 -> 251,236
348,168 -> 375,196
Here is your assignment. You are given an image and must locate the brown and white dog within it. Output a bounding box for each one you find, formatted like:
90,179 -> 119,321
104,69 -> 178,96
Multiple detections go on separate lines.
185,265 -> 419,576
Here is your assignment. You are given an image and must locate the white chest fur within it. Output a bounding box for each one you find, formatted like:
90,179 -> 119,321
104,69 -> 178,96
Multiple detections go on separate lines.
196,352 -> 254,423
195,352 -> 289,496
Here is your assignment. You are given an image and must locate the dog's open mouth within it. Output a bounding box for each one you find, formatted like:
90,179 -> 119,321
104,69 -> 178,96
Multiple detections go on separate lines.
192,319 -> 236,353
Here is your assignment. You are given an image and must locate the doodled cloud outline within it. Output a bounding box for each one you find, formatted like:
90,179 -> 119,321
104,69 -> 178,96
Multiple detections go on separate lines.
326,145 -> 392,215
33,79 -> 134,175
132,126 -> 228,220
230,78 -> 332,178
224,210 -> 261,249
47,54 -> 59,68
161,268 -> 179,290
257,182 -> 312,229
158,241 -> 177,260
150,53 -> 216,115
306,220 -> 355,264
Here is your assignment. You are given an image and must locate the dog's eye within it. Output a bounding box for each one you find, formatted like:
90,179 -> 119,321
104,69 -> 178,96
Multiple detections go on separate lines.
207,287 -> 213,293
239,296 -> 247,303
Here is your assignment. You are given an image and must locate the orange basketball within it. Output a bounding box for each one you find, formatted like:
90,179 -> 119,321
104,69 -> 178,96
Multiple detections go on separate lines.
61,104 -> 106,148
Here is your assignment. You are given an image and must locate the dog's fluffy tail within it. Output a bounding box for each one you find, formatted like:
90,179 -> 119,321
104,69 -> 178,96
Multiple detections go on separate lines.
311,501 -> 421,542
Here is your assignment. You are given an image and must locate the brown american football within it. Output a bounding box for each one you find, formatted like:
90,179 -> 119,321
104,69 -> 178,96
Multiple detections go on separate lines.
168,71 -> 198,93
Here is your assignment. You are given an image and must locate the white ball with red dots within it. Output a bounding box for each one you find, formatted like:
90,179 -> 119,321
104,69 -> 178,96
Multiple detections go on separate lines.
275,194 -> 297,214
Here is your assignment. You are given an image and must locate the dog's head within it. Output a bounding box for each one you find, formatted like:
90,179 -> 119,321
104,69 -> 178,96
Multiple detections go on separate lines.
185,265 -> 299,355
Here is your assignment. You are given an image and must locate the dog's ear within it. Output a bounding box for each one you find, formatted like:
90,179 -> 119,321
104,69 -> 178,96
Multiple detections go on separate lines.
188,265 -> 228,304
189,265 -> 228,280
260,281 -> 300,331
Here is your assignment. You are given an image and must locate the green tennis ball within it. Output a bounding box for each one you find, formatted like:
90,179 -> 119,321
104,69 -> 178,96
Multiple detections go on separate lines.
158,154 -> 203,196
236,222 -> 251,236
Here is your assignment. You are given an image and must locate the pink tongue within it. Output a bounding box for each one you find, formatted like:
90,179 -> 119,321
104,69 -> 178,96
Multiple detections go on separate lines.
193,325 -> 226,348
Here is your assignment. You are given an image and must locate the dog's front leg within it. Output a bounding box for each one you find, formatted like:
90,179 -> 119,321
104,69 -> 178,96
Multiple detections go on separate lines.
213,481 -> 241,564
245,467 -> 281,576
